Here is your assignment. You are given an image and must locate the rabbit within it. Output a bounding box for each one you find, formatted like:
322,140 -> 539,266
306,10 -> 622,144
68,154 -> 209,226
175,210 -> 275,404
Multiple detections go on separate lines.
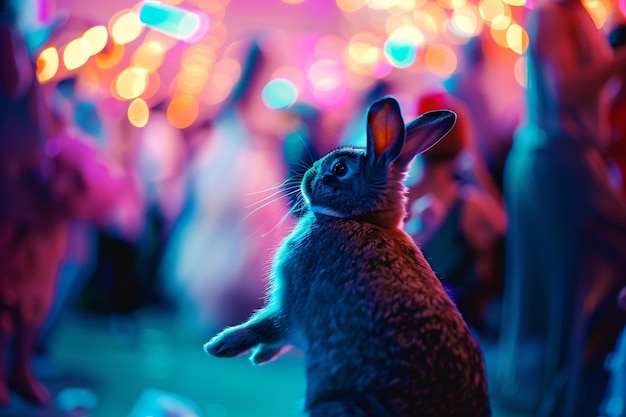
204,96 -> 491,417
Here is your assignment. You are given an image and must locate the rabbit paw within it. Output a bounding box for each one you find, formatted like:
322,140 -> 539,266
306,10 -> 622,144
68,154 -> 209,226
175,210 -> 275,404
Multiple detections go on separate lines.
204,327 -> 256,358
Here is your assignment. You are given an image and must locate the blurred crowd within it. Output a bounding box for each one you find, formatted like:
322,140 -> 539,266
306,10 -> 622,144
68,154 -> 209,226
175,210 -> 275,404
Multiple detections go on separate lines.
1,0 -> 626,415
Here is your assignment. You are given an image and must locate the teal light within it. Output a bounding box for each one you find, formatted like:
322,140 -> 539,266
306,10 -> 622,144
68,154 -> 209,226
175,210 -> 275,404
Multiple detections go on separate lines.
261,79 -> 298,109
138,1 -> 205,41
384,36 -> 418,69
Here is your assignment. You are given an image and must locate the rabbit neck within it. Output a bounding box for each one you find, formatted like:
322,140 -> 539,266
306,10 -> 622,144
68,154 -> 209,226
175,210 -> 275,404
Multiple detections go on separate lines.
348,209 -> 404,229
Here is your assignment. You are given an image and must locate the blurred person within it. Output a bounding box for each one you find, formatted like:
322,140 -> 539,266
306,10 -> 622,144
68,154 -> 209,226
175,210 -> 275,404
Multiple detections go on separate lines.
608,24 -> 626,196
0,0 -> 119,405
444,35 -> 520,191
405,91 -> 507,341
161,39 -> 295,330
495,0 -> 626,415
597,286 -> 626,417
281,102 -> 324,218
79,103 -> 186,316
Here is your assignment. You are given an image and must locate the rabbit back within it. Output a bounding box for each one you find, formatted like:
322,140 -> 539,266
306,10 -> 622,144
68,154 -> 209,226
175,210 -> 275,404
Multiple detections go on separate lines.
272,212 -> 490,417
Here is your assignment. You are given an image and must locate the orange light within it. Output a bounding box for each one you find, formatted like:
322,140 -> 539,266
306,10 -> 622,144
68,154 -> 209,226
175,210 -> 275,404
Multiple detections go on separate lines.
584,0 -> 608,28
167,95 -> 199,129
94,39 -> 124,69
424,44 -> 458,77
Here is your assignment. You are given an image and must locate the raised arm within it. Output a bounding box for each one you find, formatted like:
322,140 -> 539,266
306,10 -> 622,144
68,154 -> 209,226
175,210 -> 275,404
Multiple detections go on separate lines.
204,306 -> 288,360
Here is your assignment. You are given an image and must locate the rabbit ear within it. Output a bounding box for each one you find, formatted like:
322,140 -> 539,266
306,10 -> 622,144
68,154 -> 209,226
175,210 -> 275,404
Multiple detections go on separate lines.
397,110 -> 457,168
366,96 -> 406,167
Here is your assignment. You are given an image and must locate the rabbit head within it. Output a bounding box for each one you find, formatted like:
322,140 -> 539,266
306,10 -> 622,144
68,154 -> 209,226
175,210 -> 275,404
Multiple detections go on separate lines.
301,96 -> 456,228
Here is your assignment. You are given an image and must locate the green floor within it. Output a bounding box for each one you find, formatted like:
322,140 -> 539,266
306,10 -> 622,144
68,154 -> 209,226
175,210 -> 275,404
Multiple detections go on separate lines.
0,307 -> 529,417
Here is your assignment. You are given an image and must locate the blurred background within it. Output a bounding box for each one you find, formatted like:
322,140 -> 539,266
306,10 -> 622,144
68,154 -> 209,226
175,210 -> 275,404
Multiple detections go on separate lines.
0,0 -> 625,416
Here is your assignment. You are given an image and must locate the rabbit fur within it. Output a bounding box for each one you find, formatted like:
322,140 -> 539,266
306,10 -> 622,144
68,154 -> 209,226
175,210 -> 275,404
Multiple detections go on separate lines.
204,96 -> 491,417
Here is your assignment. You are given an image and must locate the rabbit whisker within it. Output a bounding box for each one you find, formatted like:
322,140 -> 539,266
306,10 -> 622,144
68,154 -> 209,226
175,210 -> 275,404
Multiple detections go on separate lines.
287,122 -> 316,166
244,178 -> 292,196
239,186 -> 300,227
261,199 -> 298,238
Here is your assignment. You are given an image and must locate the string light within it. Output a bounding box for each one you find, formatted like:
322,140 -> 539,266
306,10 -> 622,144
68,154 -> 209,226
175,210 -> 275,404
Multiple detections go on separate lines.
39,0 -> 613,129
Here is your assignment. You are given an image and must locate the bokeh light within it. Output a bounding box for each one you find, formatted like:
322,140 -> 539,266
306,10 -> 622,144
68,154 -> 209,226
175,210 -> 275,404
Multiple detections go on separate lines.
261,78 -> 298,109
450,3 -> 483,37
490,25 -> 509,49
414,3 -> 448,37
36,46 -> 59,83
115,67 -> 149,99
513,55 -> 527,87
347,32 -> 382,66
82,26 -> 109,56
503,0 -> 526,6
424,43 -> 457,77
584,0 -> 609,28
506,23 -> 529,54
111,10 -> 144,45
308,59 -> 342,92
336,0 -> 367,12
132,41 -> 166,73
177,62 -> 210,95
490,13 -> 512,30
128,98 -> 150,127
63,38 -> 91,71
366,0 -> 398,10
139,1 -> 207,41
33,0 -> 541,131
167,94 -> 199,128
384,26 -> 424,68
479,0 -> 506,23
437,0 -> 466,9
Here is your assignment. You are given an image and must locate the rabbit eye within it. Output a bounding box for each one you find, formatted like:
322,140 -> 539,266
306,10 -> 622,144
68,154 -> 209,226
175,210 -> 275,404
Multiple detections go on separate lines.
332,161 -> 348,177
